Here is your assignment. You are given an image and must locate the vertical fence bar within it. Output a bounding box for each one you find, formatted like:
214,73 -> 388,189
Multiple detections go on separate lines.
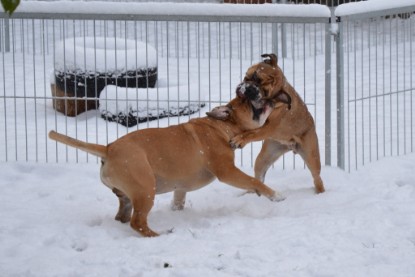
3,18 -> 10,52
1,19 -> 7,161
12,20 -> 17,161
336,17 -> 345,170
22,20 -> 28,161
360,21 -> 364,166
281,23 -> 287,58
411,16 -> 414,153
272,22 -> 278,55
324,20 -> 332,166
375,18 -> 379,162
42,19 -> 48,163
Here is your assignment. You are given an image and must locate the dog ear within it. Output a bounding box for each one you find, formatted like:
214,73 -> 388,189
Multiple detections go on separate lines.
261,53 -> 278,67
206,106 -> 231,120
275,91 -> 292,110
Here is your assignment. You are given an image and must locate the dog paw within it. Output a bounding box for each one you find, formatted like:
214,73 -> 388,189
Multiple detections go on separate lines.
269,192 -> 286,202
171,202 -> 185,211
229,141 -> 238,150
115,214 -> 131,223
229,136 -> 246,149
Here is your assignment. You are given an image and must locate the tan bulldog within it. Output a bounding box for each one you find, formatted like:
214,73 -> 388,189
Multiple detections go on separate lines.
230,53 -> 325,194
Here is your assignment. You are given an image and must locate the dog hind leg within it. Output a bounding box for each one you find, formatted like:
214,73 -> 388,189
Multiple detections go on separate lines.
130,194 -> 158,237
128,184 -> 158,237
254,139 -> 290,182
112,188 -> 132,223
296,129 -> 325,194
171,190 -> 186,211
122,163 -> 159,237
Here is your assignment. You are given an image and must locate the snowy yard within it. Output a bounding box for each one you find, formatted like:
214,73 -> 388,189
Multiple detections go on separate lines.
1,1 -> 415,276
1,154 -> 415,276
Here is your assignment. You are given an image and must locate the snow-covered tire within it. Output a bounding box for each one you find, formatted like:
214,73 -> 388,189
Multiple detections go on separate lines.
52,37 -> 157,116
99,85 -> 206,127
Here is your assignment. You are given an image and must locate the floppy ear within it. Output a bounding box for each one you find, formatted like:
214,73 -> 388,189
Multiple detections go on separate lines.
275,91 -> 292,110
206,106 -> 231,120
261,53 -> 278,67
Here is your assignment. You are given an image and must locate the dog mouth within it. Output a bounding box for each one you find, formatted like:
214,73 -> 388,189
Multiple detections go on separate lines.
236,81 -> 272,121
251,100 -> 273,121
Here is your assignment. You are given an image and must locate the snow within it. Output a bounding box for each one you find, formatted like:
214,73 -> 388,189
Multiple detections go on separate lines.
336,0 -> 415,17
14,1 -> 331,18
54,37 -> 157,72
1,155 -> 415,276
1,1 -> 415,276
99,85 -> 204,116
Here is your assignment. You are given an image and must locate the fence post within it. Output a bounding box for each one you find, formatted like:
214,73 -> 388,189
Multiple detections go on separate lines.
335,16 -> 345,170
271,20 -> 278,55
271,0 -> 280,57
324,20 -> 332,166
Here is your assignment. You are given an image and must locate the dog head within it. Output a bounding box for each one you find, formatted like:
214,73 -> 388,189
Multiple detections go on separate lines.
237,53 -> 290,109
207,81 -> 290,130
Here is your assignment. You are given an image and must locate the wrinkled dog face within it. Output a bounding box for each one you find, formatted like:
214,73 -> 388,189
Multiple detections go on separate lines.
208,54 -> 292,130
236,53 -> 292,111
237,53 -> 284,100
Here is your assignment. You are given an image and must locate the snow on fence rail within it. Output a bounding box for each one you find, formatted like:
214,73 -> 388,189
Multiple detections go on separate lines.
0,1 -> 414,172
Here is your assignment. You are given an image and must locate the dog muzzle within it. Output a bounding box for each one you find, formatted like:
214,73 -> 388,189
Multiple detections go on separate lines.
236,82 -> 263,108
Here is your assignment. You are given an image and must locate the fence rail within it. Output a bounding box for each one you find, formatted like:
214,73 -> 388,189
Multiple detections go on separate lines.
1,1 -> 415,172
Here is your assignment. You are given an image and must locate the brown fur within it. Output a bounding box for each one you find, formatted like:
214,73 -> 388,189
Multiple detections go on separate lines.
49,93 -> 291,237
230,53 -> 325,194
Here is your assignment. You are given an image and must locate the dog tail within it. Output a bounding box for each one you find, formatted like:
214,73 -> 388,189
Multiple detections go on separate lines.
48,131 -> 107,159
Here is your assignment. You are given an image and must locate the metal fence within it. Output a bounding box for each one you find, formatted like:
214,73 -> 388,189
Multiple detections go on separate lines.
335,4 -> 415,171
0,1 -> 414,172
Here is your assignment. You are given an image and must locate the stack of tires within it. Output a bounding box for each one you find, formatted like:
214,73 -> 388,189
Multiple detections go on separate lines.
51,37 -> 157,117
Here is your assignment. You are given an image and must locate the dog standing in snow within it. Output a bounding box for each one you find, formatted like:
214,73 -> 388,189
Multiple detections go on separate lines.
49,87 -> 291,237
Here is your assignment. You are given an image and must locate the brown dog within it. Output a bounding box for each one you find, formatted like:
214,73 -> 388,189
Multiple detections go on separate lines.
49,88 -> 291,237
230,53 -> 325,194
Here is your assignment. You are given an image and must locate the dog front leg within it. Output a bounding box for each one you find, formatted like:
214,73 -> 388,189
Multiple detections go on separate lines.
171,190 -> 187,211
230,124 -> 273,149
214,165 -> 285,202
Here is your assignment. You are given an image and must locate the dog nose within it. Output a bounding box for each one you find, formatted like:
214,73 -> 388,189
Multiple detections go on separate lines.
244,84 -> 260,101
236,82 -> 260,101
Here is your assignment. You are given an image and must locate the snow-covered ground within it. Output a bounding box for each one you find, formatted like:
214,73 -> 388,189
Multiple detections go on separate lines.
1,154 -> 415,276
1,1 -> 415,276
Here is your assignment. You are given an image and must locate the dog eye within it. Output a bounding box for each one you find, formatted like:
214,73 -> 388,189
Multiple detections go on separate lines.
252,72 -> 260,83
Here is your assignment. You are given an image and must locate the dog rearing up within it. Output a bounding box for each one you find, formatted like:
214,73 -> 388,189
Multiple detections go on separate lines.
230,53 -> 325,194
